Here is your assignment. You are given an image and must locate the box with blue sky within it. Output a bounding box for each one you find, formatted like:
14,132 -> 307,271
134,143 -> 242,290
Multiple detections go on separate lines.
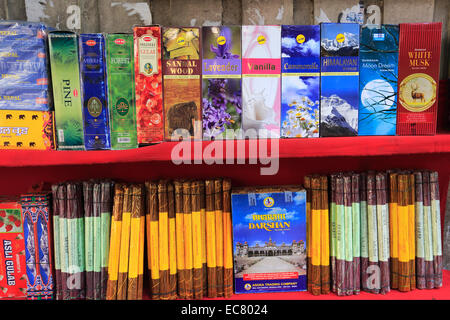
231,186 -> 307,294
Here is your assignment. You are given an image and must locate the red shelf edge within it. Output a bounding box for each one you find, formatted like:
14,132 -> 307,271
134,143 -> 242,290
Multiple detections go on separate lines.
1,134 -> 450,167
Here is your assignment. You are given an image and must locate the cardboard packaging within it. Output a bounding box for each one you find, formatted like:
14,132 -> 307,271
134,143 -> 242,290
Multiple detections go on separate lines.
134,26 -> 163,145
48,31 -> 85,150
242,25 -> 281,138
396,23 -> 442,135
231,186 -> 307,294
320,23 -> 360,137
0,21 -> 51,111
162,27 -> 202,141
79,34 -> 111,150
202,26 -> 242,140
0,197 -> 27,299
358,25 -> 399,136
0,110 -> 55,150
281,25 -> 320,138
21,193 -> 54,300
106,33 -> 138,150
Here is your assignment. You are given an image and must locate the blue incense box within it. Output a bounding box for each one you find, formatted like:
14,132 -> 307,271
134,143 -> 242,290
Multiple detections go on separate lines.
358,25 -> 399,136
79,33 -> 111,150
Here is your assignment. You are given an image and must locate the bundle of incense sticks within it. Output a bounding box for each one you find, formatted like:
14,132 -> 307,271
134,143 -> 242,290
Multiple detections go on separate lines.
199,181 -> 208,296
51,184 -> 62,300
128,184 -> 144,300
145,182 -> 160,299
116,185 -> 132,300
376,173 -> 390,294
329,175 -> 337,293
388,172 -> 399,290
397,174 -> 411,292
422,171 -> 434,289
351,173 -> 360,295
310,176 -> 322,295
343,175 -> 353,295
359,173 -> 369,293
304,176 -> 312,293
215,178 -> 224,297
415,172 -> 426,289
320,176 -> 330,294
158,181 -> 170,300
222,179 -> 233,298
191,181 -> 203,299
407,173 -> 416,290
100,181 -> 114,300
83,181 -> 94,300
335,175 -> 345,295
168,183 -> 177,299
205,179 -> 217,298
430,171 -> 443,288
174,181 -> 185,299
183,181 -> 194,299
367,173 -> 380,294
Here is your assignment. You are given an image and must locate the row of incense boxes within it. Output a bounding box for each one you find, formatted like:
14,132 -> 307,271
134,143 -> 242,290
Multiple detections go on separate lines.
0,193 -> 53,299
305,170 -> 442,296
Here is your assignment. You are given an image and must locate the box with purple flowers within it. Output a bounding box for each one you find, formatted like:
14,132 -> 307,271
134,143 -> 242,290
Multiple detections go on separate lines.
202,26 -> 242,140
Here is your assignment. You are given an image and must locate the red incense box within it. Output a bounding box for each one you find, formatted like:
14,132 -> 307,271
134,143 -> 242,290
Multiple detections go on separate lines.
396,23 -> 442,135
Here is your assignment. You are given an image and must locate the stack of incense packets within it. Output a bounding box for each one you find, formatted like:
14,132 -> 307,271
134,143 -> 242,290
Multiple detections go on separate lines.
304,175 -> 330,296
143,178 -> 232,300
106,183 -> 145,300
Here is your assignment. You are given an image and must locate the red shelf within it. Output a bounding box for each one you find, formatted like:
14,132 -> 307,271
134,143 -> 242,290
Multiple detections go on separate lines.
2,134 -> 450,167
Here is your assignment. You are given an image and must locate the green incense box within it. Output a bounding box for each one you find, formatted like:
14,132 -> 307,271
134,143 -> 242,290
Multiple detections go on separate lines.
48,31 -> 85,150
105,34 -> 137,150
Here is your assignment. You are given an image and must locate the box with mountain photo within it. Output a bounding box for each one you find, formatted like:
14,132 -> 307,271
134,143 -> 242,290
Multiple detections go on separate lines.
320,23 -> 359,137
231,186 -> 307,294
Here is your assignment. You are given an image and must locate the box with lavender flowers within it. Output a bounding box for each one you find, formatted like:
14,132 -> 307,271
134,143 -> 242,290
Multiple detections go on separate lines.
281,25 -> 320,138
202,26 -> 242,140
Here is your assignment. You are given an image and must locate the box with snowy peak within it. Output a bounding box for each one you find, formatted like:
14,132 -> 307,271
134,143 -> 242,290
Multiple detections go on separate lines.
79,34 -> 111,150
358,25 -> 399,136
281,25 -> 320,138
202,26 -> 242,140
20,193 -> 53,300
0,197 -> 27,299
242,25 -> 281,138
231,186 -> 307,294
396,23 -> 442,135
320,23 -> 359,137
163,27 -> 202,141
134,26 -> 163,144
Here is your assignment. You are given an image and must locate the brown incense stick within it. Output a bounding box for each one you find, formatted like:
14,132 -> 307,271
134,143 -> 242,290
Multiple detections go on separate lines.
408,173 -> 416,290
359,173 -> 369,292
335,175 -> 345,296
351,173 -> 360,295
222,179 -> 233,298
127,184 -> 143,300
414,171 -> 426,289
191,181 -> 203,299
214,178 -> 224,297
199,181 -> 208,296
320,176 -> 330,294
183,181 -> 194,299
174,180 -> 186,299
146,182 -> 160,300
388,172 -> 399,290
304,175 -> 312,294
106,184 -> 124,300
398,174 -> 411,292
376,173 -> 390,295
158,180 -> 170,300
310,176 -> 322,296
92,182 -> 103,300
51,184 -> 62,300
167,183 -> 178,299
137,185 -> 145,300
57,184 -> 69,300
205,180 -> 217,298
422,171 -> 434,289
100,181 -> 113,300
117,185 -> 132,300
430,171 -> 443,288
330,175 -> 337,293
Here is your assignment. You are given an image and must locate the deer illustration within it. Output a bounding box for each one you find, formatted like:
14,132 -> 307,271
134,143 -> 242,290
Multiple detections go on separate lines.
411,82 -> 425,102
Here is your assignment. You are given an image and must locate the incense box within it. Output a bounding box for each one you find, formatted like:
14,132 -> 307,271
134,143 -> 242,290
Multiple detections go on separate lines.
202,26 -> 242,140
281,25 -> 320,138
231,185 -> 306,294
0,197 -> 27,299
396,23 -> 442,135
162,27 -> 202,141
20,193 -> 54,300
79,34 -> 111,150
106,34 -> 138,150
0,110 -> 55,150
358,25 -> 399,136
48,31 -> 85,150
134,26 -> 163,145
242,25 -> 281,138
320,23 -> 359,137
0,21 -> 50,111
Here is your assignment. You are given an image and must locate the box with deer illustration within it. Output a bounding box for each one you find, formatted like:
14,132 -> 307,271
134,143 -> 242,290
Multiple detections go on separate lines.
162,27 -> 202,141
